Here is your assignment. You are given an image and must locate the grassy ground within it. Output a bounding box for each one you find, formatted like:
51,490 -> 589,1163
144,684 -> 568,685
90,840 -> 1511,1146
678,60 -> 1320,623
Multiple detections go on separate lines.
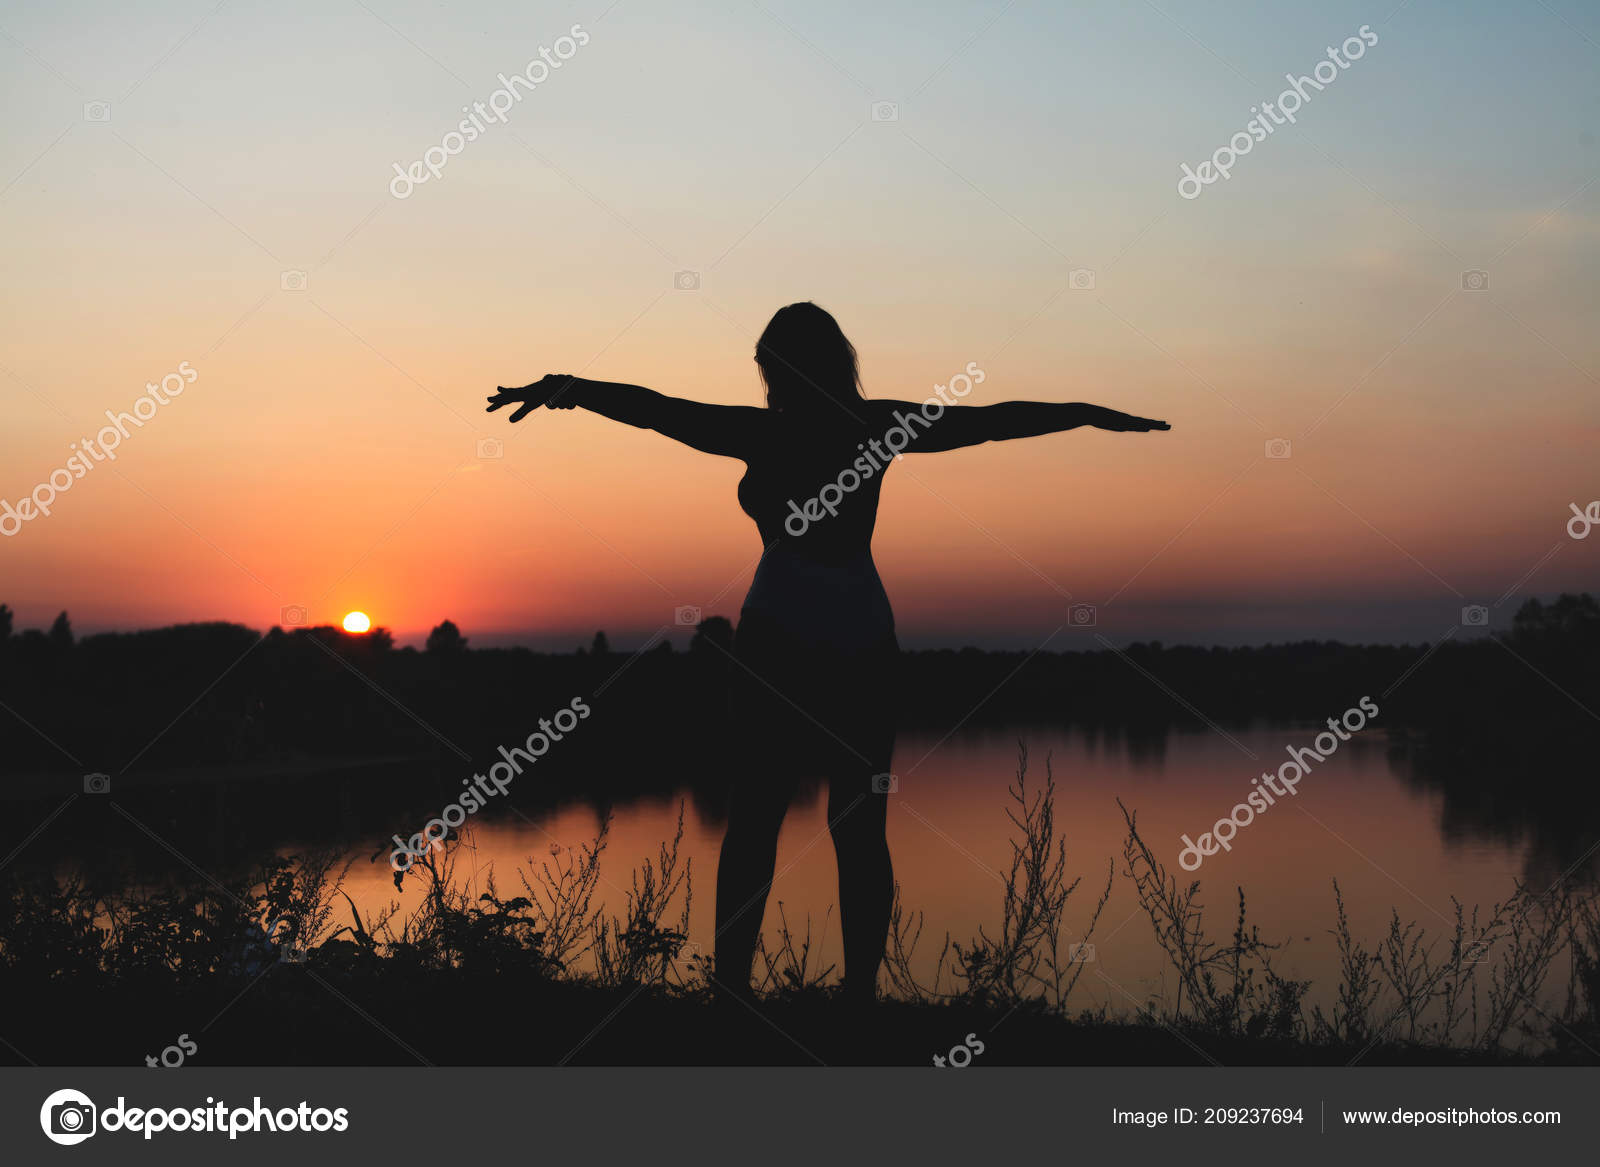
3,972 -> 1555,1067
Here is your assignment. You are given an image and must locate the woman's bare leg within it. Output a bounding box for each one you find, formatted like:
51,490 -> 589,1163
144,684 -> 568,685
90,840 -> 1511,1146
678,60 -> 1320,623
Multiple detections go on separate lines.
713,773 -> 791,997
828,764 -> 893,1002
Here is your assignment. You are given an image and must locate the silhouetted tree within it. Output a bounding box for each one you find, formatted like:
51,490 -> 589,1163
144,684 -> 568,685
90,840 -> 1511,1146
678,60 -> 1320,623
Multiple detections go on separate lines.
49,610 -> 73,648
426,620 -> 467,654
689,616 -> 734,656
591,630 -> 610,656
1514,593 -> 1600,641
0,603 -> 11,639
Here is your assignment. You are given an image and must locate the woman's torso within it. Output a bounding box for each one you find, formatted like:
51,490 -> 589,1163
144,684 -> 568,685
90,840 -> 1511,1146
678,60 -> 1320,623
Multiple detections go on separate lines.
735,412 -> 896,654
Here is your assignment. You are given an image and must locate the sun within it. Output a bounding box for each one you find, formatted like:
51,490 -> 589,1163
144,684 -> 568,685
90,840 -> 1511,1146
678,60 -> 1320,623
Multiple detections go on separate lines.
342,611 -> 371,634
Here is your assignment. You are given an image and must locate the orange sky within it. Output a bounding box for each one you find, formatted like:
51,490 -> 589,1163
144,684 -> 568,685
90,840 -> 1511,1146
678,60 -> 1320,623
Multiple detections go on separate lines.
2,1 -> 1596,647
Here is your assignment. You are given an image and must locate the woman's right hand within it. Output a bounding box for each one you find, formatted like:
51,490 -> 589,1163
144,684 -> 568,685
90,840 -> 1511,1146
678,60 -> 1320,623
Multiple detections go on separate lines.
486,375 -> 581,421
1091,407 -> 1170,432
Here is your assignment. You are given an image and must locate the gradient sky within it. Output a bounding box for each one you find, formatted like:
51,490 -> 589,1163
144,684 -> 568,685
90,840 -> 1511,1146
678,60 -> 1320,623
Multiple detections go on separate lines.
1,0 -> 1596,649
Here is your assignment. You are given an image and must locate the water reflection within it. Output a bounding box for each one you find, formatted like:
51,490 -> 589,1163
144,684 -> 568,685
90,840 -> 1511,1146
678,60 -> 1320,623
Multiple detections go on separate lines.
297,722 -> 1563,1014
15,719 -> 1587,1018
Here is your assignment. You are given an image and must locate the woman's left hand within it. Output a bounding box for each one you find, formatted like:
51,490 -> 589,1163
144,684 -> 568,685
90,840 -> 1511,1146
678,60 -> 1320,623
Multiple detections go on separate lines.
1095,408 -> 1170,432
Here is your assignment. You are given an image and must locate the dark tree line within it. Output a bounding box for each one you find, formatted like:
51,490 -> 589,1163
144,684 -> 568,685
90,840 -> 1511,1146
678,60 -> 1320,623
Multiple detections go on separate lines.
0,596 -> 1594,783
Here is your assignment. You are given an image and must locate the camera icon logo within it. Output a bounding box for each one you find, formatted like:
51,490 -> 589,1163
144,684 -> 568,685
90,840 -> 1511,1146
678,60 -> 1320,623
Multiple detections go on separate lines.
280,269 -> 308,292
280,942 -> 308,964
280,604 -> 309,627
83,101 -> 111,122
476,437 -> 504,460
1068,603 -> 1097,627
1462,937 -> 1492,963
1265,437 -> 1292,459
871,772 -> 898,794
674,605 -> 702,627
870,100 -> 899,122
1461,269 -> 1489,292
1069,268 -> 1096,291
673,271 -> 700,291
1067,941 -> 1097,963
84,772 -> 111,795
40,1089 -> 97,1145
1461,605 -> 1489,627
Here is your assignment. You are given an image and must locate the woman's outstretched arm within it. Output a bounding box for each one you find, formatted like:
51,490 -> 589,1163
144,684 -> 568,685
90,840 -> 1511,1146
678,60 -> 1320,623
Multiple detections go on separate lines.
874,400 -> 1169,452
488,375 -> 765,459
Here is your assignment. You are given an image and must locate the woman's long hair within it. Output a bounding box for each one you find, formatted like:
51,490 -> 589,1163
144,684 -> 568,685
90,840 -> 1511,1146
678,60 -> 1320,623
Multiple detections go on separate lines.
755,302 -> 863,417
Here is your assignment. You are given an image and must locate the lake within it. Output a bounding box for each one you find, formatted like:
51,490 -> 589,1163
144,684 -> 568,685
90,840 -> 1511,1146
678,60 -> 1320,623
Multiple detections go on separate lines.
308,721 -> 1541,1016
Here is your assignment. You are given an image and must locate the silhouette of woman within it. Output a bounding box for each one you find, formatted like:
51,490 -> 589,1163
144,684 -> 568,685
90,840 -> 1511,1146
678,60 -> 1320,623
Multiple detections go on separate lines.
487,301 -> 1168,1002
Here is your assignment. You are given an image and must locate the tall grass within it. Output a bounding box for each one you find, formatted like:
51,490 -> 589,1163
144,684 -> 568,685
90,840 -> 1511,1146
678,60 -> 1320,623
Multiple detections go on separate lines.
1117,799 -> 1306,1040
886,747 -> 1111,1012
1117,800 -> 1593,1056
